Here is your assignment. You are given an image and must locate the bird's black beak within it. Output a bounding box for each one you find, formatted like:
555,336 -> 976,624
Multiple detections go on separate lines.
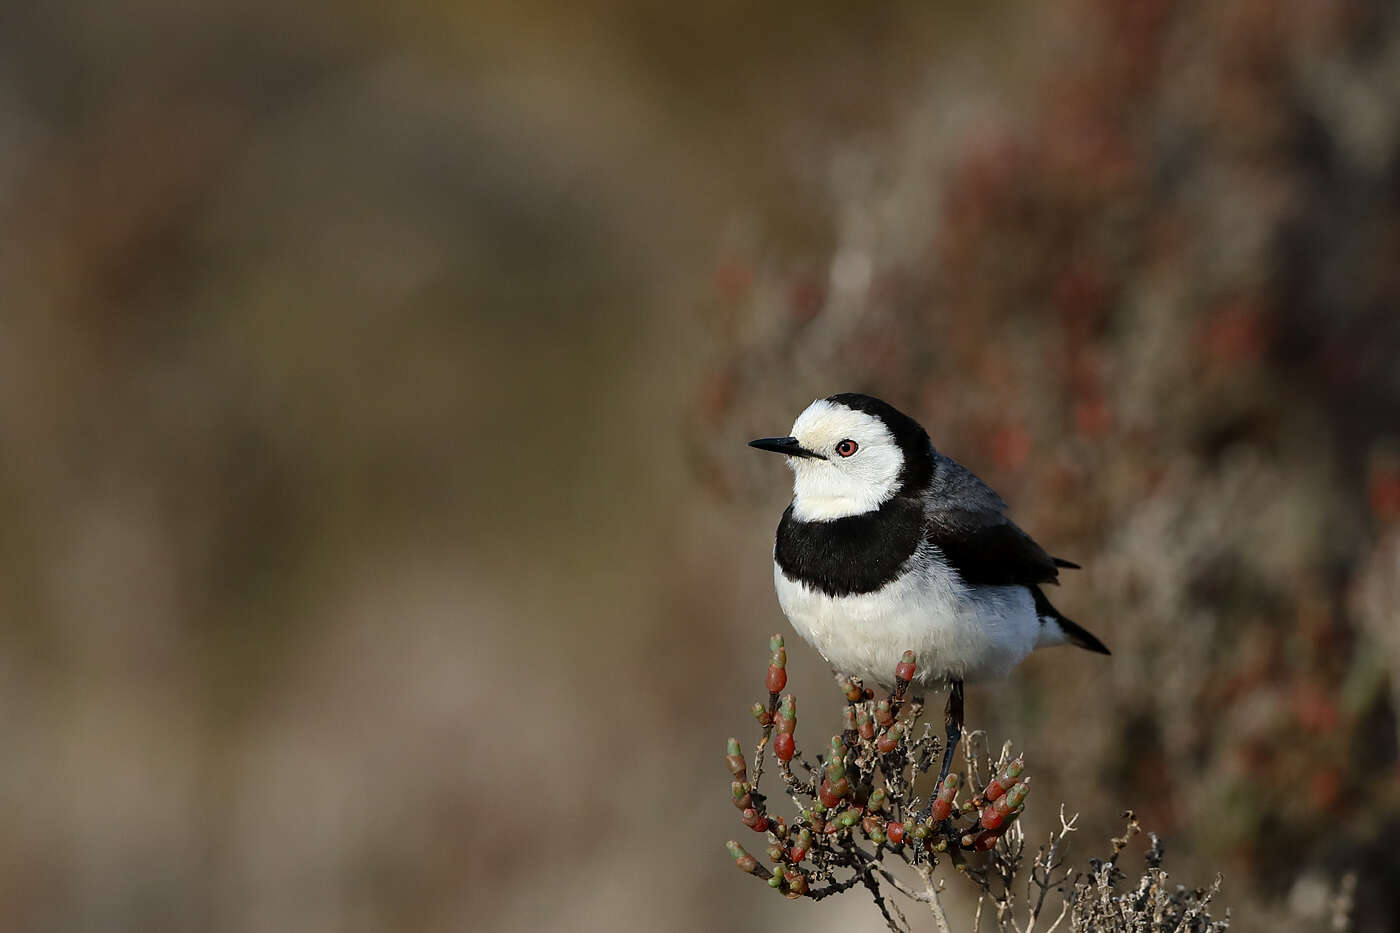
748,436 -> 825,460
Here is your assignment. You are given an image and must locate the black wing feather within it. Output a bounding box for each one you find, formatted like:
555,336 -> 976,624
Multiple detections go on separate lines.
921,450 -> 1081,586
924,510 -> 1064,587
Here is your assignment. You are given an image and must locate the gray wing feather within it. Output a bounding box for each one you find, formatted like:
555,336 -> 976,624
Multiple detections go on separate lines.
923,450 -> 1008,517
920,449 -> 1069,587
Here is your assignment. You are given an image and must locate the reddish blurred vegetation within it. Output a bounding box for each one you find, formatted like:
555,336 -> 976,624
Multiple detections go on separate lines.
0,0 -> 1397,931
695,1 -> 1400,929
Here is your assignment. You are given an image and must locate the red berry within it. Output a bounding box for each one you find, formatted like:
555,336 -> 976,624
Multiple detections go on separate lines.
789,846 -> 807,862
742,807 -> 769,833
818,781 -> 842,809
874,700 -> 894,727
930,798 -> 952,823
784,869 -> 809,897
766,666 -> 787,693
985,758 -> 1024,801
774,732 -> 795,762
856,710 -> 875,740
887,822 -> 905,845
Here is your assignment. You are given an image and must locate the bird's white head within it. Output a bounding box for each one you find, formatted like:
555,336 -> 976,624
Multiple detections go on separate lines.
750,395 -> 923,521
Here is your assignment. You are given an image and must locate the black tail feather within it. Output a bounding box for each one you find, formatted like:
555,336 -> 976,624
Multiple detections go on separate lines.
1053,556 -> 1081,570
1056,615 -> 1111,655
1030,585 -> 1110,655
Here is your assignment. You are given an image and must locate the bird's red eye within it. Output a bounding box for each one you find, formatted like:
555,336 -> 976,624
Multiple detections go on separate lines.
835,439 -> 858,457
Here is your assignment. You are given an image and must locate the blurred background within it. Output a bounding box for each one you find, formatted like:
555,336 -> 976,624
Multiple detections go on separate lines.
1,0 -> 1398,930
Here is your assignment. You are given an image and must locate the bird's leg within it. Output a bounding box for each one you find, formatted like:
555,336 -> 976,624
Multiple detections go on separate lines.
913,681 -> 965,833
934,680 -> 964,789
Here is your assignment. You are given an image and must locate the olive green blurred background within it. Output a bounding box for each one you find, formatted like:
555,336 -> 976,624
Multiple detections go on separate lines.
2,1 -> 1399,931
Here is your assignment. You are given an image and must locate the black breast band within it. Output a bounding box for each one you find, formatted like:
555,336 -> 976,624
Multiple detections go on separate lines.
774,498 -> 924,597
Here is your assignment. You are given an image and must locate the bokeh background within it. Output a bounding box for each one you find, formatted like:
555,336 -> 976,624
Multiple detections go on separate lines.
2,0 -> 1399,930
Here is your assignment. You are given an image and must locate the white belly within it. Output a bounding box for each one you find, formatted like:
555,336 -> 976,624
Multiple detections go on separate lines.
773,551 -> 1041,686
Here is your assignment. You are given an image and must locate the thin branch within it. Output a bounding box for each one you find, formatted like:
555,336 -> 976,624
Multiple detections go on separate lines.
720,639 -> 1226,930
915,862 -> 954,933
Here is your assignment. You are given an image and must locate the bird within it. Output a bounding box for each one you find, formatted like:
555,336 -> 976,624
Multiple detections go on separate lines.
749,392 -> 1109,791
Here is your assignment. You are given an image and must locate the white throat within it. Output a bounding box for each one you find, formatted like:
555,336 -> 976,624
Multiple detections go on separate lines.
789,463 -> 892,521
